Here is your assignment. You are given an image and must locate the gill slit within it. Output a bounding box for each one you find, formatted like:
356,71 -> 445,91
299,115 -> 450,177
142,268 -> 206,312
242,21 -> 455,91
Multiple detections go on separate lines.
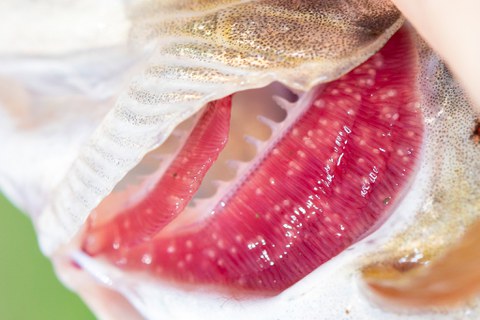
179,85 -> 324,226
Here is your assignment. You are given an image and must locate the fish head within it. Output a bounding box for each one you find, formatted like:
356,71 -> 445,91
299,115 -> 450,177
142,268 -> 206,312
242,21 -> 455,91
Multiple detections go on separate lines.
1,1 -> 480,319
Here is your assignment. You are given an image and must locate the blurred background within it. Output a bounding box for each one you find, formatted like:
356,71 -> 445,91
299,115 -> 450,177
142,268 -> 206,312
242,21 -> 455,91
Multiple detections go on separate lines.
0,193 -> 95,320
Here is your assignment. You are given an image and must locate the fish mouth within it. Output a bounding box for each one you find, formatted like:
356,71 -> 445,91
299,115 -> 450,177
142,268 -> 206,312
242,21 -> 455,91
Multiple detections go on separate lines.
82,27 -> 423,295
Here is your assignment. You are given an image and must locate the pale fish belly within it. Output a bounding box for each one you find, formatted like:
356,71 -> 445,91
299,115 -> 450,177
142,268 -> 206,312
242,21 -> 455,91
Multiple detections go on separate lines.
0,1 -> 479,320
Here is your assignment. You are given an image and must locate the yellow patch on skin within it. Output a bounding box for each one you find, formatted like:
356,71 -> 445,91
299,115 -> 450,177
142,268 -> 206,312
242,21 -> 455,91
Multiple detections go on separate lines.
364,219 -> 480,308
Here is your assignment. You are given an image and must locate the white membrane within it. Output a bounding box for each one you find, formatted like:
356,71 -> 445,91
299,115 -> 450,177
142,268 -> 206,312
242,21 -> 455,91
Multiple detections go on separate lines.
0,0 -> 129,55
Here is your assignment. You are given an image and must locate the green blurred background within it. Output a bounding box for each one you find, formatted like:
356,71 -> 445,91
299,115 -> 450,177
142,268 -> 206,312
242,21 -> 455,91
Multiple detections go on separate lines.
0,193 -> 95,320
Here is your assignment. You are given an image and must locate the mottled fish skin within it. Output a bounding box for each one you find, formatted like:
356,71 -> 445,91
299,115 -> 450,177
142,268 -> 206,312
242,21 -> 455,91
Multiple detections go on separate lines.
36,0 -> 403,254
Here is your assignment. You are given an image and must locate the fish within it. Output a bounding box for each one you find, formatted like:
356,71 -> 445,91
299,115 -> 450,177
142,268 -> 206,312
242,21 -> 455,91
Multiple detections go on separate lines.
0,1 -> 479,319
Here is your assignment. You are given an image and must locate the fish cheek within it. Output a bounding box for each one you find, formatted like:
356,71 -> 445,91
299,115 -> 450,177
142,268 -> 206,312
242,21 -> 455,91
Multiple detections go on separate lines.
360,40 -> 480,309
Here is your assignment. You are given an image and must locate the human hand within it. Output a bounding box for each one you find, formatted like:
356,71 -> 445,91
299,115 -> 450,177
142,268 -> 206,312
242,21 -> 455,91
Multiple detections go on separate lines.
392,0 -> 480,108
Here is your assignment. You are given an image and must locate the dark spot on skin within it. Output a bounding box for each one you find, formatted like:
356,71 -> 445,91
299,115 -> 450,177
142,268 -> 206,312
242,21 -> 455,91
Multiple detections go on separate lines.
393,260 -> 420,273
383,197 -> 391,205
173,172 -> 178,178
70,259 -> 83,270
470,118 -> 480,145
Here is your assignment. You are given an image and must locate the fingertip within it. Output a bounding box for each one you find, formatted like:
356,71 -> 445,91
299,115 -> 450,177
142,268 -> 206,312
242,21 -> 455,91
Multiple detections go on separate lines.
392,0 -> 480,108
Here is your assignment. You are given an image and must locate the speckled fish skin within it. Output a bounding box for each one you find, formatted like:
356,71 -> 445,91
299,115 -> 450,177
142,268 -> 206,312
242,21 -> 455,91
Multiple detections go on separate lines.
1,1 -> 480,319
